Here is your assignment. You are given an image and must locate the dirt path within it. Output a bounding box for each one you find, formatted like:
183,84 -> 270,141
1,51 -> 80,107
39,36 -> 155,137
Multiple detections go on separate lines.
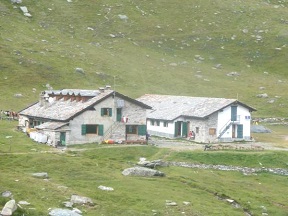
149,138 -> 288,151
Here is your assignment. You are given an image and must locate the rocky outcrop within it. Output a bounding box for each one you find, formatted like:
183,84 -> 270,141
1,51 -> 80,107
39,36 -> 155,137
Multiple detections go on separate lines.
0,199 -> 17,216
122,167 -> 165,177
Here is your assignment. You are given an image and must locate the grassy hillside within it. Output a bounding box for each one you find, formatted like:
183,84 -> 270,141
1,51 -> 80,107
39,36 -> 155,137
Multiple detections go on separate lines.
0,0 -> 287,117
1,121 -> 288,215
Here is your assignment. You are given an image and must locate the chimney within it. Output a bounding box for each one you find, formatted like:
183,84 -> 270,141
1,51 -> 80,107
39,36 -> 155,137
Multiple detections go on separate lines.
105,85 -> 111,90
99,87 -> 105,93
39,91 -> 49,107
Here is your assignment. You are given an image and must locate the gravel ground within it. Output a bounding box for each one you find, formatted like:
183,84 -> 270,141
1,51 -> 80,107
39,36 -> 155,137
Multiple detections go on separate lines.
149,138 -> 288,151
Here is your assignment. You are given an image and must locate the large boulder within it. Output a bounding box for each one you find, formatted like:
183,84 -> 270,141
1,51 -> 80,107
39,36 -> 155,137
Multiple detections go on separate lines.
122,167 -> 165,177
70,195 -> 93,205
32,172 -> 48,179
137,158 -> 168,168
49,208 -> 82,216
0,199 -> 17,216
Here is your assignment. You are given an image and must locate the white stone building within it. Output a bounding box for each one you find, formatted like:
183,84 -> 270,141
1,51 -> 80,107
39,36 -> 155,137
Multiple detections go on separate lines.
137,94 -> 256,143
18,88 -> 151,146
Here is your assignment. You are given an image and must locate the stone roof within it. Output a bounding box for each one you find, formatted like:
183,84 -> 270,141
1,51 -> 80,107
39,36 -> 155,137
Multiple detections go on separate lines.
45,89 -> 100,97
35,122 -> 69,130
20,89 -> 114,121
137,94 -> 255,121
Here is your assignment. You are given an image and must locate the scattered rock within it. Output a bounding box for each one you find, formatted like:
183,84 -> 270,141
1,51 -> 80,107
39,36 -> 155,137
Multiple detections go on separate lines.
70,195 -> 93,205
242,29 -> 249,34
118,14 -> 128,21
20,6 -> 32,17
49,208 -> 82,216
11,0 -> 22,3
169,63 -> 177,66
18,201 -> 30,205
98,185 -> 114,191
32,172 -> 48,179
227,72 -> 240,76
1,191 -> 12,198
137,158 -> 168,168
256,93 -> 268,98
63,201 -> 73,208
75,68 -> 85,74
0,199 -> 17,216
122,167 -> 165,177
14,93 -> 23,98
213,64 -> 222,69
183,201 -> 191,205
165,200 -> 177,206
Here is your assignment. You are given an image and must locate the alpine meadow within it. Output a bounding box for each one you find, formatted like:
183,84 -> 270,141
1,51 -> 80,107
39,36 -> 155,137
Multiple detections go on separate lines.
0,0 -> 288,216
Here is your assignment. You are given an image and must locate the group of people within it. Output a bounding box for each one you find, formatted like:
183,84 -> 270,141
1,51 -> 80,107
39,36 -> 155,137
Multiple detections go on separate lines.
188,130 -> 195,140
0,110 -> 19,120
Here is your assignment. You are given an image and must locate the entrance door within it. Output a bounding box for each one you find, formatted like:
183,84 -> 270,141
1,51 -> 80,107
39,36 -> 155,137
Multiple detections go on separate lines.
237,124 -> 243,138
182,122 -> 188,137
60,132 -> 66,146
232,125 -> 236,138
116,108 -> 122,122
174,121 -> 182,137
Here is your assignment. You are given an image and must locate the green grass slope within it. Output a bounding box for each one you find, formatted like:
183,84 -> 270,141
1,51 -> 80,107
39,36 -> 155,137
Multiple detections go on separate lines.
1,121 -> 288,215
0,0 -> 287,117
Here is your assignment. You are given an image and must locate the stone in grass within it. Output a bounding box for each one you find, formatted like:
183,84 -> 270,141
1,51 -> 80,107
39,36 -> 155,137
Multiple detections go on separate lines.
70,195 -> 93,205
49,208 -> 82,216
166,200 -> 177,206
122,167 -> 165,177
0,199 -> 17,216
32,172 -> 48,179
1,191 -> 12,198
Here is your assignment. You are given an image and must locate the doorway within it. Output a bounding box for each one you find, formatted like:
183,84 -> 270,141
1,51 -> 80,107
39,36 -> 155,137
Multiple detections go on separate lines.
60,132 -> 66,146
116,108 -> 122,122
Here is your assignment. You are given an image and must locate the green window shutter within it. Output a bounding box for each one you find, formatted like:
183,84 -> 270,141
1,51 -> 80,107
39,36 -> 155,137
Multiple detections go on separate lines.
174,122 -> 179,137
101,108 -> 104,116
138,125 -> 146,135
237,124 -> 243,138
81,124 -> 86,135
109,108 -> 112,117
231,106 -> 237,121
182,122 -> 188,137
98,125 -> 104,136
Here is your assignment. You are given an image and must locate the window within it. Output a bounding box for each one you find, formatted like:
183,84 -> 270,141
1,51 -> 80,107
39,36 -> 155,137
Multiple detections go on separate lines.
196,127 -> 199,133
101,108 -> 112,116
156,120 -> 160,126
163,121 -> 168,127
82,124 -> 104,135
150,120 -> 155,126
126,125 -> 146,135
209,128 -> 216,135
126,125 -> 138,134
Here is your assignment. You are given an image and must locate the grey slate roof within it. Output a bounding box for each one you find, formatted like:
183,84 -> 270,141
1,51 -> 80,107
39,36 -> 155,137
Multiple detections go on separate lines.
137,94 -> 255,121
20,89 -> 114,121
35,122 -> 69,130
19,89 -> 151,121
45,89 -> 99,97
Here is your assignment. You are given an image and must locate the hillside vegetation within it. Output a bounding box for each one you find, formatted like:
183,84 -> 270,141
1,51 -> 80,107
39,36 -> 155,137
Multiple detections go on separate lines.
0,0 -> 287,117
1,121 -> 288,215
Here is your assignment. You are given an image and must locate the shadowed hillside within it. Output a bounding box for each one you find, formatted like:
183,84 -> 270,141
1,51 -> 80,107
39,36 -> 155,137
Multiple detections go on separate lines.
0,0 -> 287,117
